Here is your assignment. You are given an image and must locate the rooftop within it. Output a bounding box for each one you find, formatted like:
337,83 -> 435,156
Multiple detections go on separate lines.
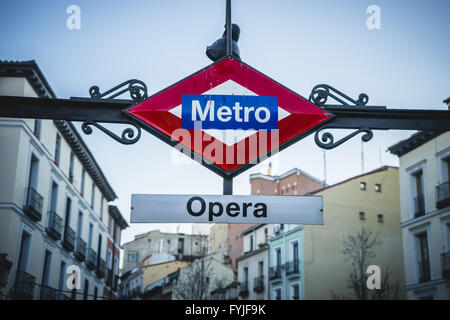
249,167 -> 325,186
388,131 -> 445,157
309,165 -> 398,195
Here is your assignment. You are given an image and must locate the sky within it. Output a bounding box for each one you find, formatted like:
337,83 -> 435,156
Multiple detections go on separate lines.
1,0 -> 449,245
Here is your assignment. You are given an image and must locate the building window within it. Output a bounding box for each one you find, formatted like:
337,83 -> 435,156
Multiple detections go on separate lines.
250,235 -> 254,251
292,284 -> 300,300
80,169 -> 85,196
412,169 -> 425,218
437,155 -> 450,209
17,229 -> 32,272
100,195 -> 104,220
34,119 -> 41,139
360,182 -> 366,190
275,247 -> 282,267
377,214 -> 384,223
41,249 -> 52,291
69,152 -> 74,183
375,184 -> 381,192
91,182 -> 95,209
264,228 -> 268,243
359,212 -> 365,220
49,180 -> 58,212
256,189 -> 260,194
178,238 -> 184,254
57,261 -> 66,300
83,279 -> 89,300
127,252 -> 139,263
274,288 -> 281,300
94,286 -> 98,300
54,133 -> 61,166
416,232 -> 431,283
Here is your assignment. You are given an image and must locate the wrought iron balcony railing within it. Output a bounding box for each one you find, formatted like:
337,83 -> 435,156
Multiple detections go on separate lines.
74,237 -> 86,261
62,226 -> 76,252
46,211 -> 62,240
12,271 -> 35,300
96,258 -> 106,278
418,259 -> 431,283
23,187 -> 43,222
40,285 -> 57,300
441,251 -> 450,279
86,248 -> 97,270
238,281 -> 249,297
436,181 -> 450,209
285,260 -> 300,275
253,276 -> 264,293
269,265 -> 282,280
414,194 -> 426,218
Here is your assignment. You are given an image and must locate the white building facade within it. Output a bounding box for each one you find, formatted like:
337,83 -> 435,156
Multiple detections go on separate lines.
0,60 -> 127,299
237,224 -> 274,300
389,131 -> 450,299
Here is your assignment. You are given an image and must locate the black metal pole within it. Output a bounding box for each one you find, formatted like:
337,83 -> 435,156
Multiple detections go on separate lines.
223,176 -> 233,195
226,0 -> 232,56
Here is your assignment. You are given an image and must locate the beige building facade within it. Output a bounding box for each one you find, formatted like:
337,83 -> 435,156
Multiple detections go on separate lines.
122,229 -> 208,274
305,166 -> 406,299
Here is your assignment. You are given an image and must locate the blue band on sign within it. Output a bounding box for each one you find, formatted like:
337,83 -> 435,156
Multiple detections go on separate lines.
181,94 -> 278,130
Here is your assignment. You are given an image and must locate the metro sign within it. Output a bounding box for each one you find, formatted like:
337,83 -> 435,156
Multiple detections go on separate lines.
125,57 -> 333,177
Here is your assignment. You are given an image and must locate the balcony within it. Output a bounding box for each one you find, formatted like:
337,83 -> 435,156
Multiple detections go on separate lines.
441,252 -> 450,279
86,248 -> 97,270
238,281 -> 249,298
96,258 -> 105,279
436,182 -> 450,209
40,285 -> 57,300
46,211 -> 62,240
106,268 -> 113,286
418,259 -> 431,283
12,271 -> 35,300
269,266 -> 282,280
285,260 -> 300,276
414,194 -> 426,218
74,237 -> 86,262
23,187 -> 43,222
253,276 -> 264,293
62,226 -> 75,252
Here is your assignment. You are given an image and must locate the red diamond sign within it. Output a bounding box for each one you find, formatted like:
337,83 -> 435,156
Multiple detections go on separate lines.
125,57 -> 333,177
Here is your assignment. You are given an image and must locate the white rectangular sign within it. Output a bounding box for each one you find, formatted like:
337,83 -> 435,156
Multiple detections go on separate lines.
131,194 -> 323,225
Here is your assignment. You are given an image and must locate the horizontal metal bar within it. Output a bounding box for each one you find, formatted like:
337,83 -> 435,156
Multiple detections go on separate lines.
323,106 -> 450,131
0,96 -> 449,132
0,95 -> 131,123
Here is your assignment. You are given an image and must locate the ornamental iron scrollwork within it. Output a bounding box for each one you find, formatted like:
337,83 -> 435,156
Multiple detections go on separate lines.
79,79 -> 148,144
309,84 -> 369,107
314,126 -> 374,150
89,79 -> 148,102
81,120 -> 141,145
